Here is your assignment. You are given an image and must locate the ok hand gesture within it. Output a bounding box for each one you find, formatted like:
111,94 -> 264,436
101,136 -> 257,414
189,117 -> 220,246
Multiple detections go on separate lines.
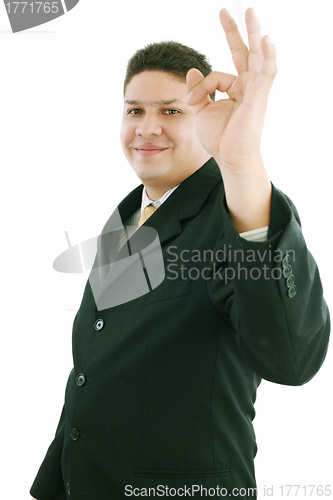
186,8 -> 277,170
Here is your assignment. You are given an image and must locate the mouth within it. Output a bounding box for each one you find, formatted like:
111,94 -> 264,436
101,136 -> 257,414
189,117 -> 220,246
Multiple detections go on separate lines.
135,145 -> 168,157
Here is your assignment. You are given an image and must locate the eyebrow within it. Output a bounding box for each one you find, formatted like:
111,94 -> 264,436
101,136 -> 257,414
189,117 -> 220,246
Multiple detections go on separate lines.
124,99 -> 183,106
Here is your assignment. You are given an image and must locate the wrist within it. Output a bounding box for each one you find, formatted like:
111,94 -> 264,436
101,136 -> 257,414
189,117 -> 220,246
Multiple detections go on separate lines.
215,154 -> 265,175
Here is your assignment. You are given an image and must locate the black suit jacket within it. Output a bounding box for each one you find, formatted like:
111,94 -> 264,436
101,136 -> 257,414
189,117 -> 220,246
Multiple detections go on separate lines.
30,158 -> 330,500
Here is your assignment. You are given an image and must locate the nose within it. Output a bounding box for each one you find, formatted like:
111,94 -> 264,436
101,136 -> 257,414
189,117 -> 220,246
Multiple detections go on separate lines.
135,111 -> 163,138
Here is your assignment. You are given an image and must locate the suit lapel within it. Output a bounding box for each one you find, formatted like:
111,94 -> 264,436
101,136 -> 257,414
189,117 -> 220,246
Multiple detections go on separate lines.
134,157 -> 223,243
91,157 -> 223,309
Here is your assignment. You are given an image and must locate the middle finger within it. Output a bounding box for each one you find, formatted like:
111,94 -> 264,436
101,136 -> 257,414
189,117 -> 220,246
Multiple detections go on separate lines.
219,8 -> 248,75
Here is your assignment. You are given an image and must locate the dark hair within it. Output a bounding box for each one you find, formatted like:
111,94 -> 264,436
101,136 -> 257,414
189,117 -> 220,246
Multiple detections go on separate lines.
124,41 -> 215,101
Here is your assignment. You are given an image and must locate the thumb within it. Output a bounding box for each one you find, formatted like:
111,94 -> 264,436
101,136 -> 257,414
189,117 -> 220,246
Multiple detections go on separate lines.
186,68 -> 205,95
185,68 -> 211,107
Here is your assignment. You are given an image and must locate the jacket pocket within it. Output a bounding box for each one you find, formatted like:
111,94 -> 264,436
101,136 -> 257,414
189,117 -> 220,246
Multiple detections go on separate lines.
133,468 -> 230,479
135,279 -> 192,307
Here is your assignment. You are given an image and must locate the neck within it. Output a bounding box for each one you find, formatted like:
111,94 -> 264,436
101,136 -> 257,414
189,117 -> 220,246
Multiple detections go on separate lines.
144,184 -> 174,201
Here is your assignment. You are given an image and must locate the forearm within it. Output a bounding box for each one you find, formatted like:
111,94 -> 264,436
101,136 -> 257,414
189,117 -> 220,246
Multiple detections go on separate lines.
208,182 -> 331,385
216,156 -> 272,233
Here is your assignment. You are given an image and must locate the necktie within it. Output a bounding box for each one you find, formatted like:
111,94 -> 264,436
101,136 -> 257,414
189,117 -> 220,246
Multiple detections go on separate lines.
138,204 -> 158,227
117,204 -> 157,258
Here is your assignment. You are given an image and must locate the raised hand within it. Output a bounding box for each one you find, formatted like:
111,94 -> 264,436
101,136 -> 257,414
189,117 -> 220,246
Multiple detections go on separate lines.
186,8 -> 277,170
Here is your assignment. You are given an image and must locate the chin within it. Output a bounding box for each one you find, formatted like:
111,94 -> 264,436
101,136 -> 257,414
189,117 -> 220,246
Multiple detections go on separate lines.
132,164 -> 170,183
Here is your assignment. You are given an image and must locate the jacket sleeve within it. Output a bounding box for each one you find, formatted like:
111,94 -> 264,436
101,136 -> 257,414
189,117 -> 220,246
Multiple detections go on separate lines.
207,182 -> 330,385
29,403 -> 67,500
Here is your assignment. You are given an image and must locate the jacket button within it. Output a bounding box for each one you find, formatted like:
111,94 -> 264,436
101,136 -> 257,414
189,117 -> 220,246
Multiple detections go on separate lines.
76,373 -> 86,386
288,285 -> 297,298
286,274 -> 295,288
67,482 -> 71,495
94,319 -> 104,331
70,428 -> 80,441
283,265 -> 292,278
282,254 -> 290,268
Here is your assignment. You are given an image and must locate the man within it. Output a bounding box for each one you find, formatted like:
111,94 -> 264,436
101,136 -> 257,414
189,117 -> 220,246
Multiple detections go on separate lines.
30,7 -> 330,500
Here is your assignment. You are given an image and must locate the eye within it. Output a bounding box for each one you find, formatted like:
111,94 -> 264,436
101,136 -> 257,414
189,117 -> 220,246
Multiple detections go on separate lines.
163,109 -> 181,115
127,109 -> 142,115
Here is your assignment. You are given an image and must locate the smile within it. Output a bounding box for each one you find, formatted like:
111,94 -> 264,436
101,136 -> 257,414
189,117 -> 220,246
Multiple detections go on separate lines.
134,145 -> 168,157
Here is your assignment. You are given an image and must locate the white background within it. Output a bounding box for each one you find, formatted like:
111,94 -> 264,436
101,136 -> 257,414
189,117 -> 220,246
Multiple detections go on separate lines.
0,0 -> 332,498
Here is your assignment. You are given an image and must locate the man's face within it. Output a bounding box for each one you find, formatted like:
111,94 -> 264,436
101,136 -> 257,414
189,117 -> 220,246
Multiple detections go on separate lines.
120,70 -> 210,199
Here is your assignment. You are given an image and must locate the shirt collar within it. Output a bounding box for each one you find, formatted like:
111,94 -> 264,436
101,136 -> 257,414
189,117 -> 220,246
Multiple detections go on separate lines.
141,184 -> 180,213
